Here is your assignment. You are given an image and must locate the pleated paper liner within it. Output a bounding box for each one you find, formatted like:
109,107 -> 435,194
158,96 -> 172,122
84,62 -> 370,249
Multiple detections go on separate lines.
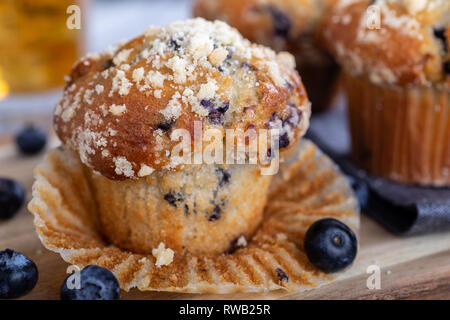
28,139 -> 359,294
344,72 -> 450,186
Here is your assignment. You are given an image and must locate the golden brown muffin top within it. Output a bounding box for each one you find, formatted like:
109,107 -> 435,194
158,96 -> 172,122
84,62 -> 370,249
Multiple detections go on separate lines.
321,0 -> 450,87
54,18 -> 311,180
193,0 -> 332,51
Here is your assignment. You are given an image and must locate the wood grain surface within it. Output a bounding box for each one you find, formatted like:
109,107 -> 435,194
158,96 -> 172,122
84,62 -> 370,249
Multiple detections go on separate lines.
0,142 -> 449,300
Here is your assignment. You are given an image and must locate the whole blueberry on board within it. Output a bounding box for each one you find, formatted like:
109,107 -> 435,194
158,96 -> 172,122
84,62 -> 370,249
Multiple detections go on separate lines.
60,265 -> 121,300
16,125 -> 47,155
0,249 -> 39,299
347,175 -> 369,211
0,178 -> 25,220
304,218 -> 357,273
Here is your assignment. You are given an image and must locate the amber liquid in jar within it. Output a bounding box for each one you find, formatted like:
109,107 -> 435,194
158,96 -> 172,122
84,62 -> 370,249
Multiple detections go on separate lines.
0,0 -> 84,95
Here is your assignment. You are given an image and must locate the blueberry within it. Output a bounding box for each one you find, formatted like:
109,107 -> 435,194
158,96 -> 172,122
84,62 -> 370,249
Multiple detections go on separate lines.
157,119 -> 175,132
200,98 -> 214,110
216,168 -> 230,187
266,6 -> 292,37
304,218 -> 357,273
169,39 -> 181,51
283,104 -> 302,128
268,112 -> 278,124
241,62 -> 256,71
16,125 -> 47,155
266,147 -> 273,159
0,249 -> 38,299
201,99 -> 229,124
278,132 -> 290,149
164,191 -> 183,207
102,59 -> 115,70
444,61 -> 450,75
0,178 -> 25,220
434,28 -> 448,52
275,267 -> 289,283
60,265 -> 120,300
208,205 -> 222,221
347,176 -> 369,211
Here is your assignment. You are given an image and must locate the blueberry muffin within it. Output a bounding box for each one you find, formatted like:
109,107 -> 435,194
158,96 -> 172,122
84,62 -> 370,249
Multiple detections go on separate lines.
53,18 -> 311,255
193,0 -> 340,112
322,0 -> 450,186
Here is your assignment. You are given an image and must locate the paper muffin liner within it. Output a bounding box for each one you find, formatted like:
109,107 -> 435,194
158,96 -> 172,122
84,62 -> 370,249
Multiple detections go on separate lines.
28,139 -> 359,294
344,72 -> 450,186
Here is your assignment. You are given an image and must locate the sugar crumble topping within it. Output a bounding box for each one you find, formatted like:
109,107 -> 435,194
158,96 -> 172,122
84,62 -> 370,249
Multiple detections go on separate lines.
113,48 -> 133,66
236,235 -> 248,248
138,164 -> 155,177
167,56 -> 188,84
110,70 -> 132,96
95,84 -> 104,94
113,156 -> 134,177
329,0 -> 450,86
160,91 -> 182,120
276,51 -> 296,70
83,89 -> 94,105
152,242 -> 174,268
54,18 -> 307,179
109,104 -> 127,116
197,79 -> 218,101
154,89 -> 162,99
208,47 -> 229,66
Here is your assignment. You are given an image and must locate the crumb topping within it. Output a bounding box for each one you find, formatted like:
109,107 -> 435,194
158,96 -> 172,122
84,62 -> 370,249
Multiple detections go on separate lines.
95,84 -> 104,94
324,0 -> 450,86
109,104 -> 127,116
152,242 -> 174,267
54,18 -> 310,180
113,156 -> 134,177
160,92 -> 182,121
138,164 -> 155,177
209,47 -> 229,66
236,235 -> 248,247
110,70 -> 132,96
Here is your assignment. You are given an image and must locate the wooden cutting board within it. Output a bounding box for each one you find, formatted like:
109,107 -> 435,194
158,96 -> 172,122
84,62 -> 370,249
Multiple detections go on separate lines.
0,141 -> 449,300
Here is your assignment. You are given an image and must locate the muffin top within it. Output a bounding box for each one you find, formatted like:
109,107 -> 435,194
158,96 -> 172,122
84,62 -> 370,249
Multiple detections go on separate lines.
54,18 -> 311,180
193,0 -> 332,51
321,0 -> 450,87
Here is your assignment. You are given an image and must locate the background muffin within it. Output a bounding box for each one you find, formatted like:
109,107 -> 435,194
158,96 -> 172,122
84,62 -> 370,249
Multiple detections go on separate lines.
193,0 -> 339,112
54,18 -> 311,255
322,0 -> 450,186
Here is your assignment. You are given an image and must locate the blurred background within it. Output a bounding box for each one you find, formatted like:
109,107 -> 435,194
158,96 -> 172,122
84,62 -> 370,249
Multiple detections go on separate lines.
0,0 -> 190,140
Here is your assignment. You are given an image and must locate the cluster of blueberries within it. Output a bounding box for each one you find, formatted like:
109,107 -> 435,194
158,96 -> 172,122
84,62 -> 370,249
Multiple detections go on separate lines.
0,249 -> 121,300
1,126 -> 360,300
0,126 -> 121,299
